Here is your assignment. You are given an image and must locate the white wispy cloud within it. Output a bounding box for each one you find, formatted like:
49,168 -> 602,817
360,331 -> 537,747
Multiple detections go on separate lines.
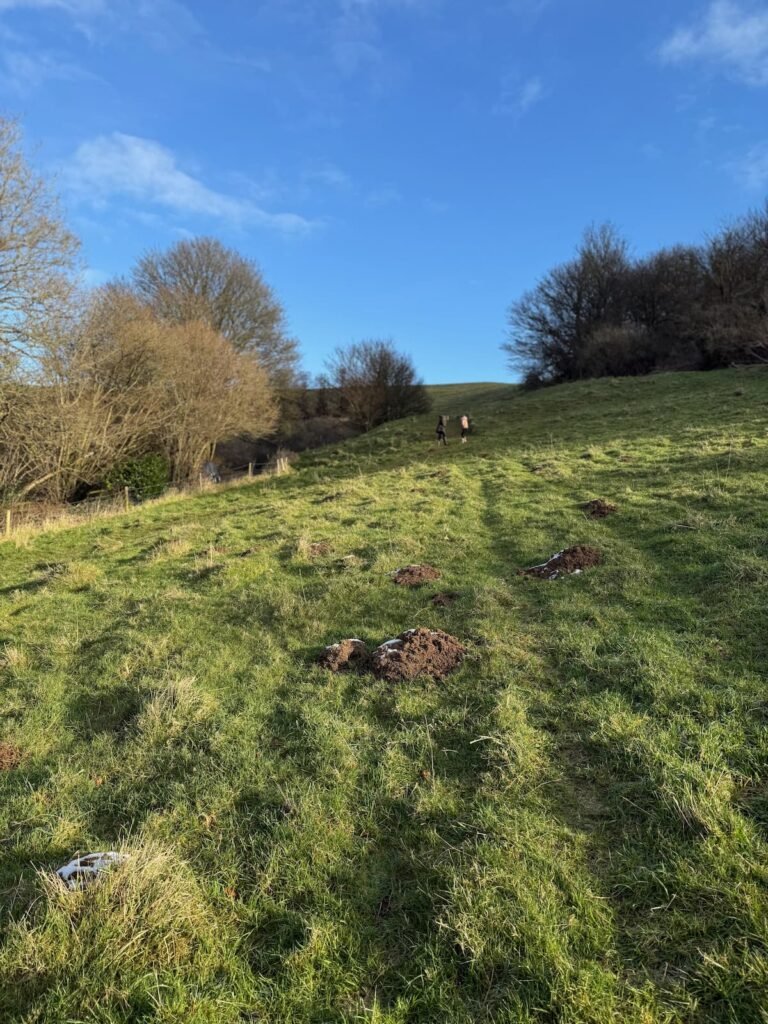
337,0 -> 434,11
81,265 -> 110,287
365,185 -> 401,206
659,1 -> 768,85
64,133 -> 314,234
730,142 -> 768,188
494,74 -> 546,116
0,49 -> 92,93
503,0 -> 550,14
0,0 -> 203,47
304,162 -> 352,188
330,0 -> 437,81
0,0 -> 104,11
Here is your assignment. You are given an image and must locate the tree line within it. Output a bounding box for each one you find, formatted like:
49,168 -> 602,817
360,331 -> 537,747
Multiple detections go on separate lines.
504,209 -> 768,387
0,117 -> 429,506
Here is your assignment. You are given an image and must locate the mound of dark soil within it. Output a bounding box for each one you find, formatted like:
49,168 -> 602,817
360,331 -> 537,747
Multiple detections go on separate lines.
431,591 -> 460,608
0,742 -> 23,771
317,639 -> 370,672
392,565 -> 442,587
308,542 -> 332,558
370,628 -> 466,682
583,499 -> 617,518
521,545 -> 602,580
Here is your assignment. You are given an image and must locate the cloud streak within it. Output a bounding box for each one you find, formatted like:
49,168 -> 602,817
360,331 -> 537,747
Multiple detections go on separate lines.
64,133 -> 314,234
0,0 -> 204,48
660,1 -> 768,85
494,74 -> 546,117
0,48 -> 93,92
730,142 -> 768,188
0,0 -> 103,11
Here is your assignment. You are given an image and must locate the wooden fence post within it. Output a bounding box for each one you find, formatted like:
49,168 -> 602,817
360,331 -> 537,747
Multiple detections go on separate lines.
5,508 -> 11,537
248,463 -> 254,479
124,487 -> 130,512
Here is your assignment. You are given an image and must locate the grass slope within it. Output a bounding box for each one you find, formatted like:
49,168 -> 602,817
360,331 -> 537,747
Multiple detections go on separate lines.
1,369 -> 768,1023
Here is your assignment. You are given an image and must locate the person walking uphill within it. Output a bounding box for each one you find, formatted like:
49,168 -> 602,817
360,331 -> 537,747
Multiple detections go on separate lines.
436,415 -> 448,446
460,414 -> 470,443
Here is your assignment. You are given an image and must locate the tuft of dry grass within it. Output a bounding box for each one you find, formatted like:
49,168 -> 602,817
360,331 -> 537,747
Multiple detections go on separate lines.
0,645 -> 29,674
0,839 -> 243,1022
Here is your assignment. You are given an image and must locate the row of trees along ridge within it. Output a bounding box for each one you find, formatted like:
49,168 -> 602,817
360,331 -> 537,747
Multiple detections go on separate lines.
505,213 -> 768,387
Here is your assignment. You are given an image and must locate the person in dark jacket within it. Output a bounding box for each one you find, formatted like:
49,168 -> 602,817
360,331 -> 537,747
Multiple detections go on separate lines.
436,415 -> 448,446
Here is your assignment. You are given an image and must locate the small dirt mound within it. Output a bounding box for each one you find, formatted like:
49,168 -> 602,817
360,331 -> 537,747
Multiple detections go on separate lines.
317,639 -> 370,673
392,565 -> 442,587
370,628 -> 466,682
521,545 -> 602,580
583,499 -> 617,518
308,541 -> 332,558
431,591 -> 460,608
0,742 -> 23,770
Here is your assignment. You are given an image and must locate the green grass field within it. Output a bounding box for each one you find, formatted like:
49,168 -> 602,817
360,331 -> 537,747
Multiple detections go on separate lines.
2,369 -> 768,1023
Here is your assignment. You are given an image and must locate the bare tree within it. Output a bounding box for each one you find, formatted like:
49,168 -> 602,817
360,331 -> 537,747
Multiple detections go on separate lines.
503,204 -> 768,385
149,319 -> 277,482
0,121 -> 281,505
699,204 -> 768,366
322,339 -> 431,431
0,293 -> 164,503
0,117 -> 79,366
504,224 -> 631,385
130,237 -> 299,387
82,287 -> 278,484
0,288 -> 278,502
0,117 -> 83,500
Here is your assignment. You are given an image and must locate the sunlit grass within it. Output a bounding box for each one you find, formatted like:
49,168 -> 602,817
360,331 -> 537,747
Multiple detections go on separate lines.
1,368 -> 768,1021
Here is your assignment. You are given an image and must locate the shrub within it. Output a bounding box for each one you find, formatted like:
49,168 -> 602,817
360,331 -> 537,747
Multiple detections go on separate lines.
105,454 -> 169,502
281,416 -> 360,451
581,324 -> 656,378
321,339 -> 432,431
522,369 -> 547,391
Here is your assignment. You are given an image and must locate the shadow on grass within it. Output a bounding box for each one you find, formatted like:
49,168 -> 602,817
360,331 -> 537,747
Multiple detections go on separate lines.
477,468 -> 768,1021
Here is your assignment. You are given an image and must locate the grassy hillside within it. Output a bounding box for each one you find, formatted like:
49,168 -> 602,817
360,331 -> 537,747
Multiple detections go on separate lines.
1,368 -> 768,1023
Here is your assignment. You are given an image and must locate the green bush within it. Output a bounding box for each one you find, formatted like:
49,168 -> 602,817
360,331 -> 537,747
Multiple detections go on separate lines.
105,454 -> 169,502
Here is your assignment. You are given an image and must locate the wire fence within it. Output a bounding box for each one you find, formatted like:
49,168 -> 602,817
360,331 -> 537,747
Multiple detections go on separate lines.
1,454 -> 292,544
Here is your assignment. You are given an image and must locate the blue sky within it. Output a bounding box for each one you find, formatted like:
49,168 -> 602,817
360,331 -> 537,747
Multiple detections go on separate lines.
1,0 -> 767,383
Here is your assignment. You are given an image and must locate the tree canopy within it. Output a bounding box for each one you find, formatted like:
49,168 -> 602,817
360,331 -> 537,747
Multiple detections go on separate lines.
131,237 -> 299,388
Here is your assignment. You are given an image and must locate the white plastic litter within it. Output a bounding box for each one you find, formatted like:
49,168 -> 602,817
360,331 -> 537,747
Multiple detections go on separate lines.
525,551 -> 579,580
373,631 -> 419,658
321,638 -> 365,654
56,851 -> 128,890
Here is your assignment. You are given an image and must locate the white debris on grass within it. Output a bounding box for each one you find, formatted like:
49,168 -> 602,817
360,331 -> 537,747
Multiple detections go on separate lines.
323,638 -> 365,651
56,851 -> 128,890
525,551 -> 575,580
373,630 -> 420,658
